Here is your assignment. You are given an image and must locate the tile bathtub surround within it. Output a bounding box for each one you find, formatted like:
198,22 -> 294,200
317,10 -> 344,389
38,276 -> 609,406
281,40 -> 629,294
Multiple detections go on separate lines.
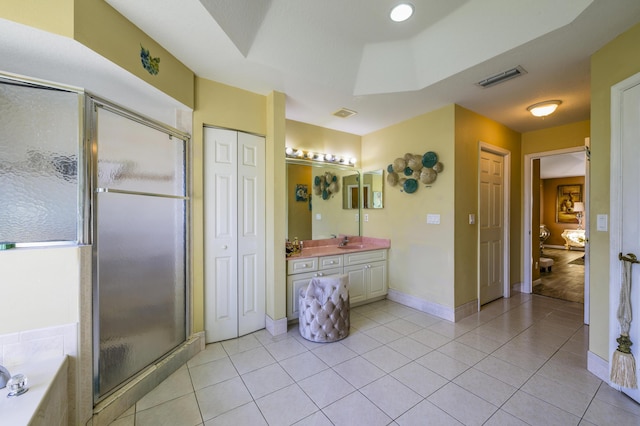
0,323 -> 77,368
110,294 -> 640,426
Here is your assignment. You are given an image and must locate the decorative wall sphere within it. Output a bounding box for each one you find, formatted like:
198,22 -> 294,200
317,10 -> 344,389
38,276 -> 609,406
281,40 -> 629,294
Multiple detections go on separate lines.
387,171 -> 399,186
433,162 -> 444,173
393,158 -> 407,172
408,155 -> 423,171
420,168 -> 437,184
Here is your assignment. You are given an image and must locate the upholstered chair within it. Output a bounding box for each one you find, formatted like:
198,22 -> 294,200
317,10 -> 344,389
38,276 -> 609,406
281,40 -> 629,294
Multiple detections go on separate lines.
298,275 -> 350,342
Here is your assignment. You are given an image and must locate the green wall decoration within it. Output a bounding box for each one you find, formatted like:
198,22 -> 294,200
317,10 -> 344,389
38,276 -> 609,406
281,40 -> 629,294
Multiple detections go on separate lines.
140,45 -> 160,75
386,151 -> 443,193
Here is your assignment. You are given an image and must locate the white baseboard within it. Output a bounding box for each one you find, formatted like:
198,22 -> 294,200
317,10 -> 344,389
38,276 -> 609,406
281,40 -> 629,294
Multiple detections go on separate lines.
454,299 -> 478,321
387,289 -> 462,322
266,315 -> 288,336
587,350 -> 609,383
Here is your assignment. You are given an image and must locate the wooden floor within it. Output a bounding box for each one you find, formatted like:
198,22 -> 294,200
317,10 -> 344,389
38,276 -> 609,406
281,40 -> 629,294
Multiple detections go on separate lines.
534,247 -> 585,304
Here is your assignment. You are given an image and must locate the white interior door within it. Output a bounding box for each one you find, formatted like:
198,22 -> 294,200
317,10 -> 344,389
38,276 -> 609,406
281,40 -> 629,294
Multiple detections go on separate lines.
480,149 -> 505,305
610,76 -> 640,403
204,127 -> 238,342
237,132 -> 266,336
204,127 -> 265,342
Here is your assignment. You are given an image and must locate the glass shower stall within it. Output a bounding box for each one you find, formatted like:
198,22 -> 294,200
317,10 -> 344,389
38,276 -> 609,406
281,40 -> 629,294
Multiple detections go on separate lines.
90,100 -> 190,402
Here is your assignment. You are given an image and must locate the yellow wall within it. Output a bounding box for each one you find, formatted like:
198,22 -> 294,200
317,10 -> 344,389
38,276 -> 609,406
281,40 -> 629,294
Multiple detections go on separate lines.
0,247 -> 81,334
454,106 -> 522,306
542,176 -> 585,246
362,105 -> 456,308
2,0 -> 74,38
590,22 -> 640,360
522,120 -> 590,155
266,91 -> 287,321
285,119 -> 361,162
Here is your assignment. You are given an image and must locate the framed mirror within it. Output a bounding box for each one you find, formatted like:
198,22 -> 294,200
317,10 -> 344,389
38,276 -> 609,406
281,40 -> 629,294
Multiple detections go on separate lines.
287,159 -> 361,240
342,169 -> 384,209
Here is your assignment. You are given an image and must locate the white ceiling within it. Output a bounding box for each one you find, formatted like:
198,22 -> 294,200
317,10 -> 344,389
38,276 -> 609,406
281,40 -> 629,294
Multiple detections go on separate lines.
540,152 -> 586,179
104,0 -> 640,135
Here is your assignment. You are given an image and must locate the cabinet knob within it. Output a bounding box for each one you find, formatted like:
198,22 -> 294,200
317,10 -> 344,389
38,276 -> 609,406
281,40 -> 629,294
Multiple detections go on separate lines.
222,245 -> 228,249
318,272 -> 324,276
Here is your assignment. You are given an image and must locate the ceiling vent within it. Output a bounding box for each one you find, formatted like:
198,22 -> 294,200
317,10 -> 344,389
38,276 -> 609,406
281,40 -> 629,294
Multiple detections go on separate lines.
476,66 -> 527,88
333,108 -> 357,118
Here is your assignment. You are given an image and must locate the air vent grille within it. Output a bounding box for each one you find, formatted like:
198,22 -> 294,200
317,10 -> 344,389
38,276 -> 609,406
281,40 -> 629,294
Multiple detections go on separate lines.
333,108 -> 357,118
476,66 -> 527,88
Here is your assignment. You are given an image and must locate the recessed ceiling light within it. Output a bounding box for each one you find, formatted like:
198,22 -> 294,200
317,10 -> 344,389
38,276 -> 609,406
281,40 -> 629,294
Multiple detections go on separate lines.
390,3 -> 414,22
527,100 -> 562,117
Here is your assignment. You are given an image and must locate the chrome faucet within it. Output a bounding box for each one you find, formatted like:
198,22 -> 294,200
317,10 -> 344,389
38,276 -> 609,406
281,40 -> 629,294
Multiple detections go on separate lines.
339,236 -> 349,247
0,365 -> 10,388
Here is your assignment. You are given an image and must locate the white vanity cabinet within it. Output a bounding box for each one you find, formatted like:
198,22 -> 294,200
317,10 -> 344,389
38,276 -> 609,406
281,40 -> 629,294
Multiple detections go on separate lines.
286,255 -> 343,319
343,250 -> 388,305
286,250 -> 387,321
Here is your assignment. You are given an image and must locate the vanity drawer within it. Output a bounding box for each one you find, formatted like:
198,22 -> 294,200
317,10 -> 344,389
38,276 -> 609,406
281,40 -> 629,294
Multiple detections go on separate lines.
319,255 -> 343,270
344,249 -> 387,266
287,257 -> 318,274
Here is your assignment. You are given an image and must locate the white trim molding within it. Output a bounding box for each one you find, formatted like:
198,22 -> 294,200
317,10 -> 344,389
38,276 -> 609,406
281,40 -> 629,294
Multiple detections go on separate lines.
387,289 -> 477,322
266,315 -> 288,336
587,350 -> 609,383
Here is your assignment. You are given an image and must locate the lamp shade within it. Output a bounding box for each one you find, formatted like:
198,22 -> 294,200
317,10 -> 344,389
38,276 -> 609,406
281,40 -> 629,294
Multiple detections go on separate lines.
573,202 -> 584,212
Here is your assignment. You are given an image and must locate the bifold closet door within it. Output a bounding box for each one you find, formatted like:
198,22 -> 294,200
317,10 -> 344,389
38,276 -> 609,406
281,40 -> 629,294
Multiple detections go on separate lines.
204,127 -> 265,342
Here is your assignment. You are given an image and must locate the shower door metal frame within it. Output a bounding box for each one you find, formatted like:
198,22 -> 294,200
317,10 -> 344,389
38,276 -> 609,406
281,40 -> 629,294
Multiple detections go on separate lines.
86,95 -> 191,403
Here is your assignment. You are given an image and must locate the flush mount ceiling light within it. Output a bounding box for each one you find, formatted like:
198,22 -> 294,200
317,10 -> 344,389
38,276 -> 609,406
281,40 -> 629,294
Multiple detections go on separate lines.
390,3 -> 414,22
527,100 -> 562,117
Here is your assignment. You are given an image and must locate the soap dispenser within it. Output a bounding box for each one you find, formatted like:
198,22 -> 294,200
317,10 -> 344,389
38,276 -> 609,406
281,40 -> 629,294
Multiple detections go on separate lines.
0,365 -> 10,388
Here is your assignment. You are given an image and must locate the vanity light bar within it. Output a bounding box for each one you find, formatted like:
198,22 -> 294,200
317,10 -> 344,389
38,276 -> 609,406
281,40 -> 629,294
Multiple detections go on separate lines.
285,147 -> 356,166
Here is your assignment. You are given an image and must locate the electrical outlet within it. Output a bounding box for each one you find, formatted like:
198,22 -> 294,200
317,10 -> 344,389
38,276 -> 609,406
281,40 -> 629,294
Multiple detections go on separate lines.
364,214 -> 369,222
355,213 -> 359,222
426,214 -> 440,224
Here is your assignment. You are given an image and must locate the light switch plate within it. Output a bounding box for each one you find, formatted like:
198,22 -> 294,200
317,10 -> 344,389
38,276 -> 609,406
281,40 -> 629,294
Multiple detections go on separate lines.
427,214 -> 440,224
315,213 -> 322,220
597,214 -> 608,231
469,214 -> 475,225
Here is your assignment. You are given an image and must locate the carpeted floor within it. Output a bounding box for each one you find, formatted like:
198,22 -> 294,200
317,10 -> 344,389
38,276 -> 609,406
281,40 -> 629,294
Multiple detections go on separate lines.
534,248 -> 585,303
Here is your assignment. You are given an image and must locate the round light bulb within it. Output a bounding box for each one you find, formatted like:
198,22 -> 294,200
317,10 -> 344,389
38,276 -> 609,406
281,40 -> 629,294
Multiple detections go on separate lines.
390,3 -> 414,22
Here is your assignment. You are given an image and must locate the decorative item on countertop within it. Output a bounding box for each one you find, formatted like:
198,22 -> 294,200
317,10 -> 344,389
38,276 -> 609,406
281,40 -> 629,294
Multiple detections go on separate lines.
386,150 -> 443,194
313,171 -> 340,200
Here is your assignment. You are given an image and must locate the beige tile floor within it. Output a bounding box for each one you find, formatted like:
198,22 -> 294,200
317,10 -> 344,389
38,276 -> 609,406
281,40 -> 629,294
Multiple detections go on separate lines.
109,292 -> 640,425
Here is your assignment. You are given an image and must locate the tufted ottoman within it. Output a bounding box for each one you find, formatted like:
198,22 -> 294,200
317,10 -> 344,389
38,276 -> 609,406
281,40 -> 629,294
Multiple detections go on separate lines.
299,275 -> 350,342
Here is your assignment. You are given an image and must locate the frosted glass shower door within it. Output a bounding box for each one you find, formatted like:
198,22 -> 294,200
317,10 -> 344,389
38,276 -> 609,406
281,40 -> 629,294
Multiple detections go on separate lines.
93,105 -> 188,400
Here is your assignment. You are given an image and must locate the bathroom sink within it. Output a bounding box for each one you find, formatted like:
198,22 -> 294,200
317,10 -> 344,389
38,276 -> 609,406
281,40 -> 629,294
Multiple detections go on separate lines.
338,244 -> 366,249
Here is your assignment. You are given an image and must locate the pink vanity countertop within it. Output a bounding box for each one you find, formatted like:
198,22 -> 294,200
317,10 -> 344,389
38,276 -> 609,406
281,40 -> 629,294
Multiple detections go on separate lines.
287,236 -> 390,260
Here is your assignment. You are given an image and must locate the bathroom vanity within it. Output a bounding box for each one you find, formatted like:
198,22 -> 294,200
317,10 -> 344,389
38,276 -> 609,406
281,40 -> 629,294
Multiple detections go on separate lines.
286,237 -> 390,320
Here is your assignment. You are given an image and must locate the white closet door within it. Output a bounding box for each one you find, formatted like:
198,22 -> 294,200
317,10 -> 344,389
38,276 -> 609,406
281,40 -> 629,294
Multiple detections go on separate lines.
204,127 -> 266,342
204,127 -> 238,342
237,132 -> 266,336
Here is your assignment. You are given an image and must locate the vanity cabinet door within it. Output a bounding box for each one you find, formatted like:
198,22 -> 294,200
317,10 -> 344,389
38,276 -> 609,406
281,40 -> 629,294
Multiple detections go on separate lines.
344,260 -> 387,304
367,261 -> 388,299
343,264 -> 367,305
286,268 -> 342,319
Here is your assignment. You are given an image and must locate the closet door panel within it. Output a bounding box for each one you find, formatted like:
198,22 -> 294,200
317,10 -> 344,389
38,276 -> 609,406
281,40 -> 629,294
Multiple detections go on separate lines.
238,132 -> 265,336
204,127 -> 238,342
